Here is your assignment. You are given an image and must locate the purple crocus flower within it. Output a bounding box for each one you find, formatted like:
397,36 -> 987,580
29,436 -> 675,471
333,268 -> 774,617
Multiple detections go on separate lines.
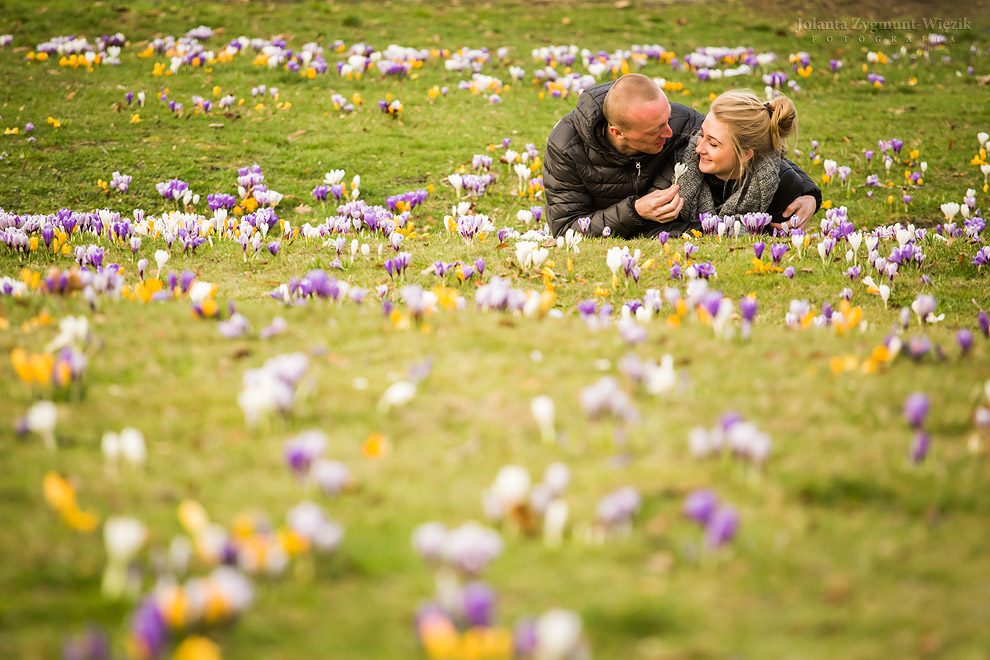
513,619 -> 539,657
909,431 -> 930,464
844,265 -> 861,281
669,262 -> 681,280
740,296 -> 758,322
129,598 -> 169,660
891,138 -> 903,153
618,319 -> 647,345
864,149 -> 874,163
906,336 -> 932,360
474,257 -> 486,276
979,311 -> 990,338
684,489 -> 718,525
283,430 -> 327,477
602,226 -> 611,238
577,300 -> 597,317
62,626 -> 110,660
783,266 -> 795,280
179,270 -> 196,293
957,329 -> 974,356
462,581 -> 497,627
770,243 -> 788,265
578,217 -> 591,235
753,241 -> 765,260
137,258 -> 148,280
126,92 -> 134,105
903,392 -> 930,429
704,505 -> 739,549
694,261 -> 716,279
657,231 -> 670,246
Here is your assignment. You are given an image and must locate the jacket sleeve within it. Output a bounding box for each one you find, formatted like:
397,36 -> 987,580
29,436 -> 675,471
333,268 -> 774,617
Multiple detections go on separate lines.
778,158 -> 822,214
767,165 -> 821,224
543,139 -> 654,239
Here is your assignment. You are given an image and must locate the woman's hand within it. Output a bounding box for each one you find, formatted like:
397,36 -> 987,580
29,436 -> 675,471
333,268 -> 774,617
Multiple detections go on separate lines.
770,195 -> 817,232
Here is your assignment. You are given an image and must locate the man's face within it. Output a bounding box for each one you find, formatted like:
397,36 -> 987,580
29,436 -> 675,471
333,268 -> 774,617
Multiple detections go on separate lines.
613,97 -> 673,155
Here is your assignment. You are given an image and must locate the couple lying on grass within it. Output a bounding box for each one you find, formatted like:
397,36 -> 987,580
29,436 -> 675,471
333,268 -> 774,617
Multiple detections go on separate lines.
544,73 -> 822,239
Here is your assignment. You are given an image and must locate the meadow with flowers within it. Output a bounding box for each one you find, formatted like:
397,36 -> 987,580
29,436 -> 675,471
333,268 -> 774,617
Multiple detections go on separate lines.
2,0 -> 990,658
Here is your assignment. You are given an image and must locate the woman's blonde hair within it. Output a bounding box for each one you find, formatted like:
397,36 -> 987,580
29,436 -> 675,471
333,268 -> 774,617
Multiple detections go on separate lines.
710,89 -> 797,179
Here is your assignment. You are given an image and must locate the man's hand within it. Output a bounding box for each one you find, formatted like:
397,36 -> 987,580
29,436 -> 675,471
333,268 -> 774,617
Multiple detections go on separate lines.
635,185 -> 683,223
770,195 -> 817,232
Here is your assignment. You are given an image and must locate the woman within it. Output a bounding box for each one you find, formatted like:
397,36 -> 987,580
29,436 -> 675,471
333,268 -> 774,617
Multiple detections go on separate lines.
677,89 -> 812,232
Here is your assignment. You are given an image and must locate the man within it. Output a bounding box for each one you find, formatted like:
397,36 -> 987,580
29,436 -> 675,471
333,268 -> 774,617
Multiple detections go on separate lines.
543,74 -> 820,238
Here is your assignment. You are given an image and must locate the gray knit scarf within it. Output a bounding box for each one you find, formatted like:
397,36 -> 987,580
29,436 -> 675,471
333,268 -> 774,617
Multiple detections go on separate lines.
678,133 -> 781,225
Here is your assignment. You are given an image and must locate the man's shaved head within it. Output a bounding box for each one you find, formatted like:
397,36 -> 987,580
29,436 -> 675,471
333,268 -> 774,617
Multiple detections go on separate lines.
603,73 -> 665,130
602,74 -> 673,156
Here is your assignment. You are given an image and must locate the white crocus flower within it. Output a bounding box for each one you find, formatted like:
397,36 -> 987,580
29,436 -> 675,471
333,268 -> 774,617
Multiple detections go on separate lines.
515,241 -> 537,269
45,315 -> 89,353
847,231 -> 862,255
379,381 -> 416,412
514,162 -> 530,194
119,427 -> 147,467
535,610 -> 585,660
879,284 -> 891,308
895,228 -> 913,248
791,232 -> 804,259
102,431 -> 120,464
673,162 -> 687,186
979,132 -> 989,149
488,466 -> 531,517
188,281 -> 214,304
530,396 -> 556,444
27,401 -> 58,450
644,355 -> 677,394
102,516 -> 147,598
940,202 -> 960,221
531,247 -> 549,269
864,234 -> 879,253
323,169 -> 345,185
543,499 -> 569,548
154,249 -> 169,279
606,246 -> 624,277
447,173 -> 463,198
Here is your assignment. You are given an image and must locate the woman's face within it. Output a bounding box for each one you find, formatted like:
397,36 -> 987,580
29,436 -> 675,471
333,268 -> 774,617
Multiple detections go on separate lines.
696,114 -> 744,180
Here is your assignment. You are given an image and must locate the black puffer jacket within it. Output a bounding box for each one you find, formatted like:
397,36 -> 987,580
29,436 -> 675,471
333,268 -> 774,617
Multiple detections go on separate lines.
543,80 -> 821,238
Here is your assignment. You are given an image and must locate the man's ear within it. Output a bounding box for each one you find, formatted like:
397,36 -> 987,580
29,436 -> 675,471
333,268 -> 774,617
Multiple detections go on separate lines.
608,125 -> 623,138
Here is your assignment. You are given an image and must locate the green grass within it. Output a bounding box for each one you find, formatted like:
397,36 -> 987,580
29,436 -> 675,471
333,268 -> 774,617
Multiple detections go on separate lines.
2,1 -> 990,659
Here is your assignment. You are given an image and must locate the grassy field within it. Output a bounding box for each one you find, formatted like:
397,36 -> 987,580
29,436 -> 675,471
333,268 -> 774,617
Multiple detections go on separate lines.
2,1 -> 990,659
